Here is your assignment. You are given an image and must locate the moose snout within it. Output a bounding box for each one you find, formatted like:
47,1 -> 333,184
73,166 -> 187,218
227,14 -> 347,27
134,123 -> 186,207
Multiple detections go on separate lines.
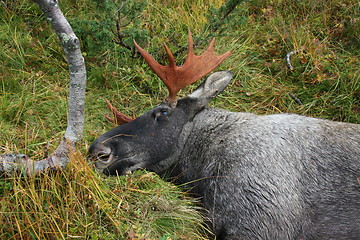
88,143 -> 113,170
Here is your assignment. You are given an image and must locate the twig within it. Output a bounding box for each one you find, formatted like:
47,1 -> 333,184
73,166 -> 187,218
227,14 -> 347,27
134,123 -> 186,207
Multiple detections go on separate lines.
114,1 -> 126,15
286,47 -> 305,70
211,0 -> 243,34
288,93 -> 303,105
113,0 -> 138,51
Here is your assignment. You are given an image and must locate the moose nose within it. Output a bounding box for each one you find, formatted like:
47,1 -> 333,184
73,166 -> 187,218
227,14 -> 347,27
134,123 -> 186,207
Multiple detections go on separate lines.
97,150 -> 111,161
97,146 -> 111,161
88,144 -> 111,162
88,144 -> 114,172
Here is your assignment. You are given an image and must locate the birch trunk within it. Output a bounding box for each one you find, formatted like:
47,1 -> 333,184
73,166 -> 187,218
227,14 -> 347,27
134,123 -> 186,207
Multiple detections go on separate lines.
0,0 -> 86,175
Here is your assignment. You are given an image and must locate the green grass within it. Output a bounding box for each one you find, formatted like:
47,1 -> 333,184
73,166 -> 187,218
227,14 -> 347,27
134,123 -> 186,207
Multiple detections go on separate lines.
1,0 -> 359,239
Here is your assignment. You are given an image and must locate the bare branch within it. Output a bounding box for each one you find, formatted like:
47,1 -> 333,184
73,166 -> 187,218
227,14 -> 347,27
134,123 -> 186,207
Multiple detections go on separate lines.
114,1 -> 126,15
0,0 -> 86,175
288,92 -> 303,105
286,47 -> 305,70
114,1 -> 133,50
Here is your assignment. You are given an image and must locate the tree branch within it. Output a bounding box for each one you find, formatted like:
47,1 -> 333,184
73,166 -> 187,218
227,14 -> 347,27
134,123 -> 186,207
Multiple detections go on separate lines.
0,0 -> 86,175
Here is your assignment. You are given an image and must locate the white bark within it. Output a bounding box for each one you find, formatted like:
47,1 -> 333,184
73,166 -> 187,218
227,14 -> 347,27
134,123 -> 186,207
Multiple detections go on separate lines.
0,0 -> 86,175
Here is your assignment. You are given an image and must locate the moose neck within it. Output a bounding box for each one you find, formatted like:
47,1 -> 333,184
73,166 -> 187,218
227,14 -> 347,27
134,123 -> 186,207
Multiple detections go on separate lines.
159,107 -> 255,189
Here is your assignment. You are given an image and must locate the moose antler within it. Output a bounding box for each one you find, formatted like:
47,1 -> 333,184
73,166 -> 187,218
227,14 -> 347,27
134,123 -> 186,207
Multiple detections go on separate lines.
105,31 -> 231,125
134,30 -> 231,105
105,99 -> 134,125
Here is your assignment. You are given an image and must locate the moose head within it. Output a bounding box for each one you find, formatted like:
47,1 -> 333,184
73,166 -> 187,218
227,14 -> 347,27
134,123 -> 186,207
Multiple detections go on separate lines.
89,31 -> 232,175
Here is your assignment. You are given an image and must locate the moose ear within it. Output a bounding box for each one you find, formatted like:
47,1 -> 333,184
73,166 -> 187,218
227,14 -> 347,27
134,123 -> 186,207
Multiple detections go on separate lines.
187,71 -> 233,105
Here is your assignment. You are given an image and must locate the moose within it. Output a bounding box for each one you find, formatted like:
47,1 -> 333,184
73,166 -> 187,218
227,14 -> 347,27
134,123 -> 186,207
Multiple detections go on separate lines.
89,32 -> 360,239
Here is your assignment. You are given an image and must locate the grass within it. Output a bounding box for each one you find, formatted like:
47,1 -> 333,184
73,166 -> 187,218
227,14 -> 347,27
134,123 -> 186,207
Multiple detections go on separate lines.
1,154 -> 206,239
1,0 -> 359,239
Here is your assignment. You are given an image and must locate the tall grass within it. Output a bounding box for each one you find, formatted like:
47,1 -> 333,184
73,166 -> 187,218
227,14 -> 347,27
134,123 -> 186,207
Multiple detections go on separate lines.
1,0 -> 359,239
1,153 -> 207,239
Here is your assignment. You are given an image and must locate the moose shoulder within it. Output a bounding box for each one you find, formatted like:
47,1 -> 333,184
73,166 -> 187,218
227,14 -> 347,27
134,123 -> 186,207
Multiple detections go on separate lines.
89,35 -> 360,239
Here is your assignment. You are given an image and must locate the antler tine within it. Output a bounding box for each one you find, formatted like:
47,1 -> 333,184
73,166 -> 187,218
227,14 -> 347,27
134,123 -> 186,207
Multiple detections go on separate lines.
134,31 -> 231,106
133,40 -> 164,76
105,99 -> 134,125
187,29 -> 194,56
133,40 -> 178,101
208,38 -> 216,51
163,43 -> 176,67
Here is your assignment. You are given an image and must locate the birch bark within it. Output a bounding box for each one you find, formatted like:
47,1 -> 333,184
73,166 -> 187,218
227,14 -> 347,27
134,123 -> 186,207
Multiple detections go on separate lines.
0,0 -> 86,175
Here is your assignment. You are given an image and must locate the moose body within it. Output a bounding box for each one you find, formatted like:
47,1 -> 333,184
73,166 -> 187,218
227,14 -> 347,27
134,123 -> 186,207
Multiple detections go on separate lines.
89,34 -> 360,239
166,108 -> 360,239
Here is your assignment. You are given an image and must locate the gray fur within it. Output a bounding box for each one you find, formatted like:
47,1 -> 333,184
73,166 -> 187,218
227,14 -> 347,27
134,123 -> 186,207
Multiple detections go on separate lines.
89,71 -> 360,240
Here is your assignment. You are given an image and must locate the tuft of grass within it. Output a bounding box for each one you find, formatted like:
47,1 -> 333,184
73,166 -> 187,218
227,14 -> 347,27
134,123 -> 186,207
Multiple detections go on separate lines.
0,153 -> 207,239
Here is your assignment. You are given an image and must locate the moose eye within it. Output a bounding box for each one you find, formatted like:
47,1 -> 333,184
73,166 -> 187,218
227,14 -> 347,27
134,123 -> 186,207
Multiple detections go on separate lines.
153,109 -> 169,120
160,109 -> 168,116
